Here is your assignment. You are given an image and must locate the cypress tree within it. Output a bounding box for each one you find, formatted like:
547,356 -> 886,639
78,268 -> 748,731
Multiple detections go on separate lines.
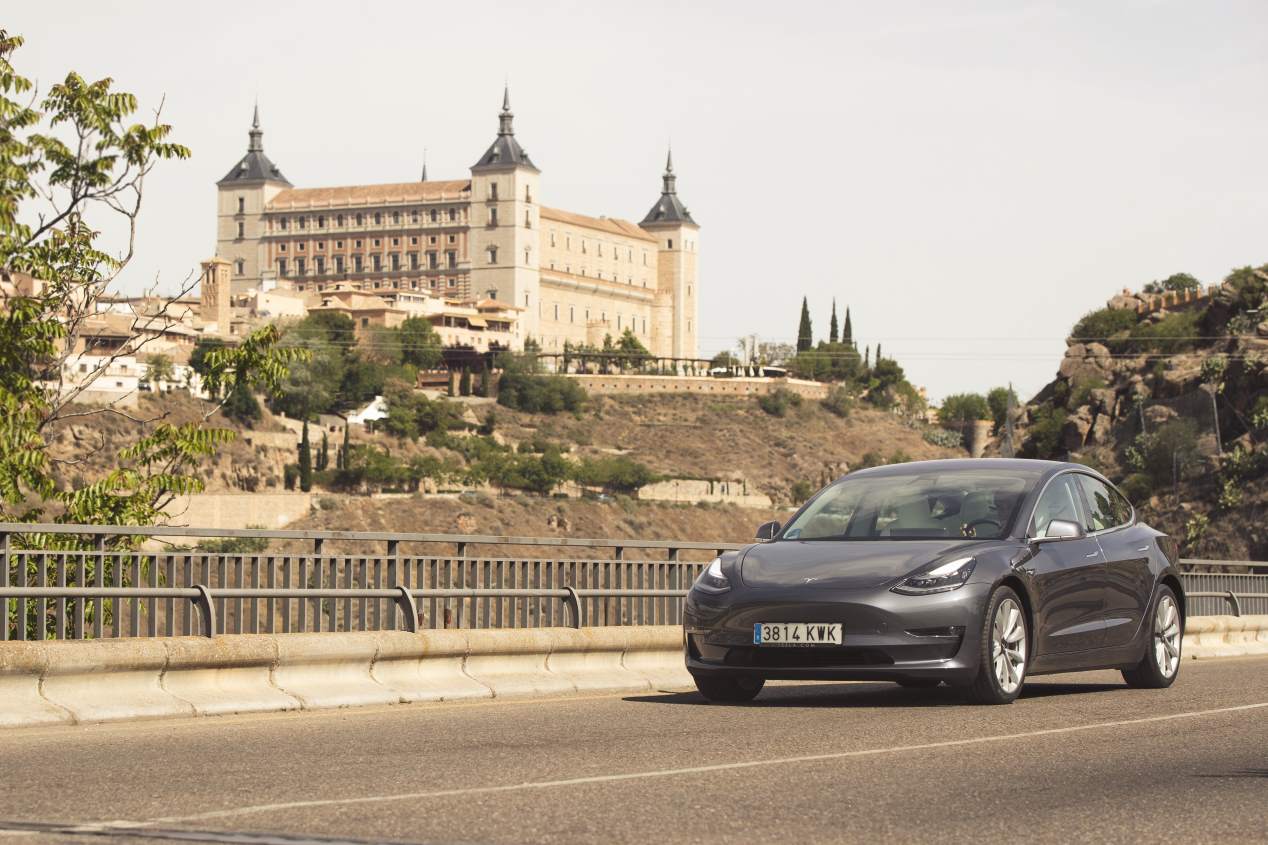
876,343 -> 883,363
339,422 -> 350,470
317,432 -> 329,472
864,345 -> 871,369
459,367 -> 472,396
298,420 -> 313,493
843,307 -> 853,347
828,299 -> 839,344
796,297 -> 813,352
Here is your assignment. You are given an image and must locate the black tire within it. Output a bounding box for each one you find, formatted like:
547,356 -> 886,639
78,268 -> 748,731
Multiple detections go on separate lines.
896,679 -> 942,689
693,674 -> 764,703
960,585 -> 1028,705
1122,585 -> 1182,689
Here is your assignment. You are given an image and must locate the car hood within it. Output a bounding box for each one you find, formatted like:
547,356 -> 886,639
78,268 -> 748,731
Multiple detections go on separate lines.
740,539 -> 994,591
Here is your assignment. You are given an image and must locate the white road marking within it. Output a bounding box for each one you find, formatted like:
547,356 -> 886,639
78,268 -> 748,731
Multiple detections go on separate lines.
135,700 -> 1268,826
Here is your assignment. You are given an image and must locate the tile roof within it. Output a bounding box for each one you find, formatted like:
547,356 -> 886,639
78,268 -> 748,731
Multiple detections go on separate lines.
539,207 -> 657,243
268,180 -> 472,209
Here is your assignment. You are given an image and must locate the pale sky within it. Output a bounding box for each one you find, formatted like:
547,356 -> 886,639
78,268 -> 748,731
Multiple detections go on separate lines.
8,1 -> 1267,401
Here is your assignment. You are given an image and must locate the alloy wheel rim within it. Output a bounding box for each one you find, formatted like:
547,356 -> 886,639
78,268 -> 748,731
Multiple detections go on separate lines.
991,598 -> 1027,694
1153,595 -> 1181,678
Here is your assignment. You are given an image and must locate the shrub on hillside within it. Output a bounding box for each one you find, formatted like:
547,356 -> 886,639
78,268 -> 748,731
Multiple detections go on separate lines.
820,386 -> 855,418
922,427 -> 963,449
986,386 -> 1018,433
1024,404 -> 1067,459
572,455 -> 658,493
497,370 -> 586,413
1124,418 -> 1201,488
1070,307 -> 1138,343
790,479 -> 814,504
1123,309 -> 1203,355
757,388 -> 802,417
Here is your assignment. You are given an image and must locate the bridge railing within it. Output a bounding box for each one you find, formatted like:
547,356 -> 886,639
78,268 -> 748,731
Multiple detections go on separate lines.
1,523 -> 1264,640
0,523 -> 740,641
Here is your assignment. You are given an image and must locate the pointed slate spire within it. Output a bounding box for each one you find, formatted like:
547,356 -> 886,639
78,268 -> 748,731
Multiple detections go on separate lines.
641,146 -> 695,226
472,86 -> 537,171
219,103 -> 290,186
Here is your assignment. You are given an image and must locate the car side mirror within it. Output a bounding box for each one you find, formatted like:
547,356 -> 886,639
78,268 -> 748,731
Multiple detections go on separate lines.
755,520 -> 781,541
1034,519 -> 1085,542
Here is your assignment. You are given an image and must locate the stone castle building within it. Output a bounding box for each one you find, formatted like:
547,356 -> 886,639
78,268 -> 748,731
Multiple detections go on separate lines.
215,90 -> 699,358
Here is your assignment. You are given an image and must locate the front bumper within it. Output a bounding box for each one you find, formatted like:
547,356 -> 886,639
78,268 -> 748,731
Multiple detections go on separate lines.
683,581 -> 992,683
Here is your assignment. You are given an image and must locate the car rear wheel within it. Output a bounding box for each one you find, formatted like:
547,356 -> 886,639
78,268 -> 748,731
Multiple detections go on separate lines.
692,674 -> 764,703
1122,586 -> 1181,689
960,586 -> 1028,705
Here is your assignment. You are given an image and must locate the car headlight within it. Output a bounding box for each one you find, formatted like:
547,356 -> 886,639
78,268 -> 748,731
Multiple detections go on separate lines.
891,556 -> 976,595
694,557 -> 731,594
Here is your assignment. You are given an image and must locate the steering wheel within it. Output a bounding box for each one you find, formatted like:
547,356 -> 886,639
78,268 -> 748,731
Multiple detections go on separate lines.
962,518 -> 1002,538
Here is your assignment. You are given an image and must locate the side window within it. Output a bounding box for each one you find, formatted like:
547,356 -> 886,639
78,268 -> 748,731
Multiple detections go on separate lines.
1074,475 -> 1120,532
1031,476 -> 1084,538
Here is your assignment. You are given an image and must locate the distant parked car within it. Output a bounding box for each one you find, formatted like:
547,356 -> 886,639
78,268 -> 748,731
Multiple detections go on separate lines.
684,459 -> 1185,705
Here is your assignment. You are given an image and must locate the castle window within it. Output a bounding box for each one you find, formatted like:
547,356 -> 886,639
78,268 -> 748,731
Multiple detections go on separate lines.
374,212 -> 382,225
642,317 -> 647,333
317,241 -> 324,249
688,320 -> 692,332
298,217 -> 306,230
550,232 -> 556,247
448,208 -> 457,221
235,259 -> 245,275
446,251 -> 457,269
297,242 -> 305,251
581,241 -> 587,255
277,258 -> 288,275
279,218 -> 289,230
667,239 -> 673,249
489,183 -> 499,200
597,244 -> 603,257
428,252 -> 438,269
410,237 -> 418,245
430,279 -> 438,289
524,248 -> 530,264
487,246 -> 498,264
569,306 -> 574,323
410,253 -> 419,270
354,239 -> 362,248
430,209 -> 438,223
553,304 -> 559,320
315,256 -> 325,274
524,210 -> 531,229
296,258 -> 306,275
335,256 -> 345,273
688,285 -> 692,296
353,255 -> 363,272
236,221 -> 244,239
448,279 -> 456,288
391,238 -> 399,246
390,253 -> 400,271
236,197 -> 244,213
629,248 -> 633,261
392,211 -> 400,224
617,314 -> 621,329
487,208 -> 498,227
355,213 -> 364,226
429,236 -> 437,245
525,185 -> 532,203
411,210 -> 419,223
336,214 -> 344,227
372,255 -> 382,272
447,234 -> 456,244
279,243 -> 287,252
318,216 -> 325,228
373,239 -> 381,247
566,236 -> 571,250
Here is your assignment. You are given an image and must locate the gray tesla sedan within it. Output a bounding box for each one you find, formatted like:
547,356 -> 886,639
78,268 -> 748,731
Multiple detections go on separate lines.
683,459 -> 1185,705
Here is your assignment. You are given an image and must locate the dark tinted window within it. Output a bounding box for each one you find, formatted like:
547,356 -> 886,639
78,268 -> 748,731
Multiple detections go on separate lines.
1075,475 -> 1128,531
1031,475 -> 1084,538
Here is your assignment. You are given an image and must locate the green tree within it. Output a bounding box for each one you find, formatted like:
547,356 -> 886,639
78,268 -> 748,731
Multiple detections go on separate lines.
458,367 -> 472,396
143,354 -> 174,389
1143,272 -> 1200,294
796,297 -> 813,352
940,393 -> 991,424
317,432 -> 329,472
842,306 -> 853,347
615,329 -> 652,369
828,299 -> 839,343
221,384 -> 261,426
0,30 -> 303,535
986,385 -> 1018,434
298,420 -> 313,492
399,316 -> 443,369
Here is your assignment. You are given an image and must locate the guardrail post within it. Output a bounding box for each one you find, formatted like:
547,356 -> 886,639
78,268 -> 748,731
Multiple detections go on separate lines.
394,586 -> 418,633
1227,590 -> 1242,618
192,584 -> 217,638
563,586 -> 582,629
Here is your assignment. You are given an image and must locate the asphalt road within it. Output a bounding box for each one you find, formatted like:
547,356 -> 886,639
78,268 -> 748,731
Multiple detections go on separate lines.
1,658 -> 1266,845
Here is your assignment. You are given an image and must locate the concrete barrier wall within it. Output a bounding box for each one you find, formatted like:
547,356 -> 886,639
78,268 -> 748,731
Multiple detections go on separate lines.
0,625 -> 688,729
1,617 -> 1262,730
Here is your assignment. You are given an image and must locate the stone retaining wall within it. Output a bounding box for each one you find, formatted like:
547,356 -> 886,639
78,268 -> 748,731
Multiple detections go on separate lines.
567,374 -> 829,400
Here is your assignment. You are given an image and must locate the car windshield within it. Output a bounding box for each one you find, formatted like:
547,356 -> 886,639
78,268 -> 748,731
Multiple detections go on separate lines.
780,469 -> 1038,541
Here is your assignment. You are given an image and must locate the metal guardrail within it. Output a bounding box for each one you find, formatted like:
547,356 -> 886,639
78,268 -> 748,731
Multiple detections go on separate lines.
1,523 -> 1265,641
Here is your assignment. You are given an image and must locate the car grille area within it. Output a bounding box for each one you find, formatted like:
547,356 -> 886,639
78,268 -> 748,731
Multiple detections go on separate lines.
723,645 -> 895,668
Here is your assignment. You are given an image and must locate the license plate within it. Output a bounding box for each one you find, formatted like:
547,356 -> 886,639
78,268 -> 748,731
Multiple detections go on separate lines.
753,623 -> 842,646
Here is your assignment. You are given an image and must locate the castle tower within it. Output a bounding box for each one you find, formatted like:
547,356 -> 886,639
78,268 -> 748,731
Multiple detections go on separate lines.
215,105 -> 292,296
199,257 -> 232,336
468,87 -> 541,346
642,149 -> 699,359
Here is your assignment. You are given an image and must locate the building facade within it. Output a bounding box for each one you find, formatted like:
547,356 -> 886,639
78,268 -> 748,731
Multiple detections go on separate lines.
215,90 -> 699,358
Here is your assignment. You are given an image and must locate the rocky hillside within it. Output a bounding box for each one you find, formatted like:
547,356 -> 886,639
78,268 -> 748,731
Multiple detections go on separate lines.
1014,265 -> 1268,560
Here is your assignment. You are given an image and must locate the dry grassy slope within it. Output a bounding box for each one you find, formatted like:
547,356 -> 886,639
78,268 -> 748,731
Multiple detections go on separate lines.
486,394 -> 959,502
286,495 -> 778,561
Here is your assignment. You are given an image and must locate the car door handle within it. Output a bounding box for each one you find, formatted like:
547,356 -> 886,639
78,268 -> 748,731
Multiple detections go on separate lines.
1136,547 -> 1150,553
1085,551 -> 1100,558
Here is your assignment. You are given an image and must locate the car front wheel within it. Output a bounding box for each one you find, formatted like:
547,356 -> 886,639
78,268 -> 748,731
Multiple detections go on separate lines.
961,586 -> 1028,705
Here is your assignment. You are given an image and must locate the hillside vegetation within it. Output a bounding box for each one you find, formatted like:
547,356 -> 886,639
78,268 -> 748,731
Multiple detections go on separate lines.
1015,263 -> 1268,560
